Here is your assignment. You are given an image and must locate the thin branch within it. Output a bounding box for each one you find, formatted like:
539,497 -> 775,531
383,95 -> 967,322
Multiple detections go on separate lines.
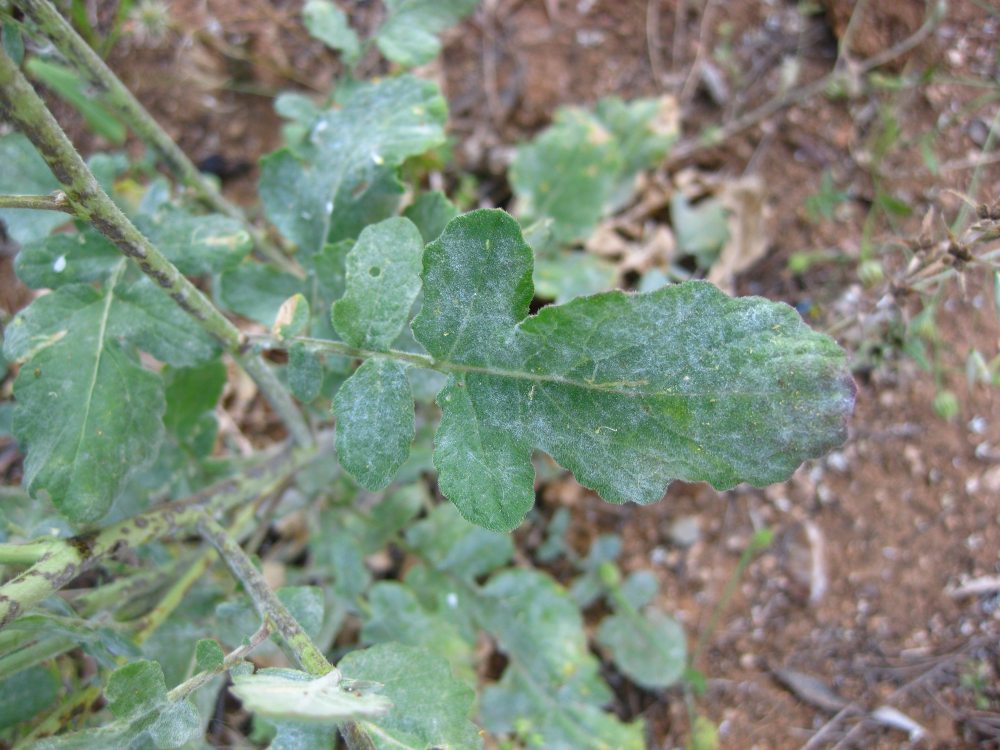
197,516 -> 332,677
166,623 -> 271,703
0,441 -> 312,628
0,47 -> 312,447
0,191 -> 74,214
667,0 -> 946,165
14,0 -> 303,277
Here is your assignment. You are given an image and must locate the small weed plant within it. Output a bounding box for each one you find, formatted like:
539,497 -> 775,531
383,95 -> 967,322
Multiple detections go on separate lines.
0,2 -> 855,747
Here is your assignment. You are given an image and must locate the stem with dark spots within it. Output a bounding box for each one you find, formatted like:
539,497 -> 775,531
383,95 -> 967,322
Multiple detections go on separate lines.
197,516 -> 332,677
13,0 -> 303,277
0,192 -> 74,213
0,47 -> 312,447
0,440 -> 312,628
196,516 -> 373,749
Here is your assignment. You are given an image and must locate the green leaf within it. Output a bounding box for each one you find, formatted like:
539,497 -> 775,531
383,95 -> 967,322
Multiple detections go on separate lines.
3,270 -> 220,522
477,569 -> 643,750
404,502 -> 513,579
2,19 -> 24,66
534,251 -> 618,302
596,608 -> 686,689
403,190 -> 459,242
374,0 -> 479,68
333,357 -> 414,490
0,665 -> 58,730
338,642 -> 482,750
32,659 -> 204,750
303,0 -> 360,62
510,112 -> 621,244
136,210 -> 253,275
195,639 -> 225,672
288,342 -> 323,403
219,262 -> 303,325
619,569 -> 658,610
0,133 -> 66,245
259,76 -> 447,254
14,230 -> 120,289
230,667 -> 391,722
277,586 -> 325,641
162,359 -> 226,439
361,582 -> 475,684
332,217 -> 424,350
671,192 -> 729,269
25,58 -> 126,143
412,210 -> 854,531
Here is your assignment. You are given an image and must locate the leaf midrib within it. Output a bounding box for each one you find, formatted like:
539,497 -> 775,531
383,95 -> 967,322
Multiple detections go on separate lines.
69,261 -> 125,493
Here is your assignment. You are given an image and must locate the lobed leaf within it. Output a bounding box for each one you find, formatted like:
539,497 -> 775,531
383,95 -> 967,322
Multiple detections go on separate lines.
259,76 -> 447,255
374,0 -> 479,68
302,0 -> 360,63
412,209 -> 855,531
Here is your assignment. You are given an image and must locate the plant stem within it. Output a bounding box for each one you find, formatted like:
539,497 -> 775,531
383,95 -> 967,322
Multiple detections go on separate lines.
0,47 -> 312,447
0,191 -> 74,213
0,541 -> 56,566
197,516 -> 332,676
166,623 -> 271,703
13,0 -> 303,277
0,441 -> 311,628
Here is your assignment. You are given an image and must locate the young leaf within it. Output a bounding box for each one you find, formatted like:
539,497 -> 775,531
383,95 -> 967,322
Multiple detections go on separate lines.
404,503 -> 513,580
337,642 -> 482,750
374,0 -> 479,69
230,667 -> 391,722
596,608 -> 686,690
0,133 -> 66,245
303,0 -> 360,63
194,639 -> 225,672
412,210 -> 854,531
331,216 -> 424,350
288,342 -> 323,403
333,357 -> 414,490
259,76 -> 447,254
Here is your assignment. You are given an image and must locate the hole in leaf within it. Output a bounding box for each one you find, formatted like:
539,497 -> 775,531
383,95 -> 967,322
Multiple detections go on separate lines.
369,266 -> 381,277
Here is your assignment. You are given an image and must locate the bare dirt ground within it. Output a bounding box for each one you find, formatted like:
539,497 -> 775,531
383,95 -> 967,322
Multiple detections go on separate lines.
3,1 -> 1000,748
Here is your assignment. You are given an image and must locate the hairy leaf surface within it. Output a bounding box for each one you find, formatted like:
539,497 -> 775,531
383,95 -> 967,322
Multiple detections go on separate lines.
412,210 -> 854,531
332,216 -> 423,350
338,642 -> 482,750
4,272 -> 219,522
230,668 -> 390,722
303,0 -> 360,62
333,357 -> 414,490
259,76 -> 446,254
